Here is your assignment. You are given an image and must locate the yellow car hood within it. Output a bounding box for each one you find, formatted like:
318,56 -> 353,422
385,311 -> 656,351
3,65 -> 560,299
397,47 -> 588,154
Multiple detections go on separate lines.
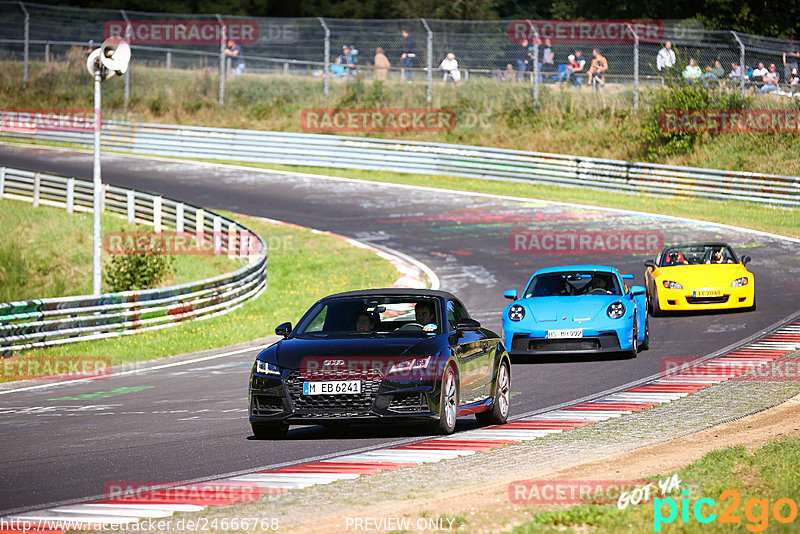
657,264 -> 749,287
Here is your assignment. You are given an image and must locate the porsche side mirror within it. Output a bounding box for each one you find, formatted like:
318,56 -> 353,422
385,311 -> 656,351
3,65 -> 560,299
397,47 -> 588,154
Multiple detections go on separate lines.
275,322 -> 292,338
644,260 -> 656,271
504,289 -> 518,300
456,318 -> 481,332
742,256 -> 751,267
630,285 -> 646,297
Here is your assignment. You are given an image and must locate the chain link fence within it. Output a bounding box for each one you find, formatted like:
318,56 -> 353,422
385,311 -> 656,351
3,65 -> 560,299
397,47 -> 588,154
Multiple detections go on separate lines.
1,2 -> 797,111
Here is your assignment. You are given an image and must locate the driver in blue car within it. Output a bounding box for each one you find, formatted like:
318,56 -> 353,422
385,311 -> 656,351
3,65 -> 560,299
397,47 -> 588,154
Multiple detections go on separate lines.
356,313 -> 376,332
587,274 -> 612,294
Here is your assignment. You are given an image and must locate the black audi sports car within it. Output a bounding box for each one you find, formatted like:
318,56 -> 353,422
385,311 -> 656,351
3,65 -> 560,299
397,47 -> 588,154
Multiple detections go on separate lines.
249,289 -> 511,438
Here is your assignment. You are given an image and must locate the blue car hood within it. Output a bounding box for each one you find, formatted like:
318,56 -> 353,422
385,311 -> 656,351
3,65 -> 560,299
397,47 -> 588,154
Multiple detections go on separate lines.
524,296 -> 618,323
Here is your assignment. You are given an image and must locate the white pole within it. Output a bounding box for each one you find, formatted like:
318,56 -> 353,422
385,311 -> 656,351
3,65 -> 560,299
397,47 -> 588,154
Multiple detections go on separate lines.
32,172 -> 40,207
0,167 -> 5,199
66,177 -> 74,213
153,196 -> 162,233
127,190 -> 135,223
92,68 -> 103,296
175,202 -> 184,232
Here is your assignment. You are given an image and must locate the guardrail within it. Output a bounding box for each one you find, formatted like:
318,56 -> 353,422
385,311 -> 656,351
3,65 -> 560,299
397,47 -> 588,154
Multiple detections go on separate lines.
3,120 -> 797,207
0,166 -> 267,353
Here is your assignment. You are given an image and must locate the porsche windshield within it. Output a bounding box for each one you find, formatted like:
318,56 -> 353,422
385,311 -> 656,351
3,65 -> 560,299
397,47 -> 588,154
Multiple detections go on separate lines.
523,272 -> 622,297
292,297 -> 443,337
659,244 -> 737,267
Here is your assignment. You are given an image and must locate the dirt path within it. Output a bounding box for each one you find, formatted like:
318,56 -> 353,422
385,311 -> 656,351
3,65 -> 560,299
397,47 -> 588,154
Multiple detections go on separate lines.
283,393 -> 800,533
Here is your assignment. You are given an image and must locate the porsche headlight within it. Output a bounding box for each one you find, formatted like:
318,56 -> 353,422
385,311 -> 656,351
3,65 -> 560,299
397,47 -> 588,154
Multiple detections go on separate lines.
508,305 -> 525,321
731,277 -> 749,287
256,360 -> 281,376
607,302 -> 626,319
662,280 -> 683,290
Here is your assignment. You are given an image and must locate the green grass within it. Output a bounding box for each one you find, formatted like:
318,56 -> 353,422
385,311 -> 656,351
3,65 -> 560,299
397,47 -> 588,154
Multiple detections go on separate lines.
5,213 -> 399,376
193,160 -> 800,239
0,198 -> 235,302
3,58 -> 800,174
509,437 -> 800,533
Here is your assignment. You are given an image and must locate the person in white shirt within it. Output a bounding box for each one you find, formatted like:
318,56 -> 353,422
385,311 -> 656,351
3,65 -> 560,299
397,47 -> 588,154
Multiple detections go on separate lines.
439,53 -> 460,82
656,41 -> 676,72
751,62 -> 768,85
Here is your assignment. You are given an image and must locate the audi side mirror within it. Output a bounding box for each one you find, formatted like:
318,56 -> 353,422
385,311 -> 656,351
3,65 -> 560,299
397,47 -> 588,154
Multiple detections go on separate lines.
275,322 -> 292,338
456,318 -> 481,332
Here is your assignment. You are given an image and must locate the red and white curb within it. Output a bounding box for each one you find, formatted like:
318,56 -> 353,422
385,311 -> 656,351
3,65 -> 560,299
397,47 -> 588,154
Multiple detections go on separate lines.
4,321 -> 799,532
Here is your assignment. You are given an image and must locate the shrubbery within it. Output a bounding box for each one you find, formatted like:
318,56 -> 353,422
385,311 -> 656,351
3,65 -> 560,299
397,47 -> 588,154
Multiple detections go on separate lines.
104,237 -> 174,293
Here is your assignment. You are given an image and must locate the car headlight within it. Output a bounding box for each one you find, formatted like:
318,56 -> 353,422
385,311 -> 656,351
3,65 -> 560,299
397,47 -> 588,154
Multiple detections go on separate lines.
662,280 -> 683,289
508,305 -> 525,321
607,302 -> 626,319
388,356 -> 432,375
731,277 -> 749,287
256,360 -> 281,376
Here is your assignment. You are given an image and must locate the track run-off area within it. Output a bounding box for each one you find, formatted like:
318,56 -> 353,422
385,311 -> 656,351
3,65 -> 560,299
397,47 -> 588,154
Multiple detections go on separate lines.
1,144 -> 799,516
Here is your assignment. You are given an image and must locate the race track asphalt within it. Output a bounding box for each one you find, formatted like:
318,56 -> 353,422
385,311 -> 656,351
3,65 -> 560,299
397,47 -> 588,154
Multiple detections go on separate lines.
1,145 -> 798,515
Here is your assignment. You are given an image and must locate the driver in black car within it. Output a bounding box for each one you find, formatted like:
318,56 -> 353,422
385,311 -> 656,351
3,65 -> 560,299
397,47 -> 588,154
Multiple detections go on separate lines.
415,301 -> 435,324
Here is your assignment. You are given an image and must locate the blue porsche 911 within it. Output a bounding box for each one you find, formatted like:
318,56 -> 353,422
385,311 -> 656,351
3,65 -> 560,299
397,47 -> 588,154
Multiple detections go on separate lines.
502,265 -> 649,358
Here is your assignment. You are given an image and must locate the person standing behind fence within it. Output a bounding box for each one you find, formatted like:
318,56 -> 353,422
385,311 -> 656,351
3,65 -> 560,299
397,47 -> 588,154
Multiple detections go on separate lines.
401,29 -> 416,82
540,38 -> 555,82
783,43 -> 799,83
516,39 -> 529,81
656,41 -> 676,73
224,39 -> 244,76
374,47 -> 390,81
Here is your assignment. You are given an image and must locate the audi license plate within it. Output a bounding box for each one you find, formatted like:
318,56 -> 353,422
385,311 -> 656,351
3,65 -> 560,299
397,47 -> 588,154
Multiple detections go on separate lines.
546,329 -> 583,339
303,380 -> 361,395
693,289 -> 722,298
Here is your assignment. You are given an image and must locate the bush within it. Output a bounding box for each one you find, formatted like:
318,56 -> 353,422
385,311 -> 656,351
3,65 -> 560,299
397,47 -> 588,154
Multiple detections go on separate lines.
639,85 -> 749,161
104,238 -> 174,293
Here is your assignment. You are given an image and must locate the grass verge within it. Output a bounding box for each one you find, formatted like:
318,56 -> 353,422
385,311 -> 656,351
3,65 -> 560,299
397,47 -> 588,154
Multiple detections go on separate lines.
4,213 -> 399,377
0,198 -> 236,302
512,437 -> 800,533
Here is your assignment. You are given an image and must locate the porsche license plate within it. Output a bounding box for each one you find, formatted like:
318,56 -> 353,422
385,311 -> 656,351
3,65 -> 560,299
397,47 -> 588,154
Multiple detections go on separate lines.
303,380 -> 361,395
546,329 -> 583,339
693,289 -> 722,298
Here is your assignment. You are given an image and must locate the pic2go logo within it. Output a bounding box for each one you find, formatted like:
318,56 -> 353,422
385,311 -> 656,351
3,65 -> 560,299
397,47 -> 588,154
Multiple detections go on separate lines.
654,489 -> 798,532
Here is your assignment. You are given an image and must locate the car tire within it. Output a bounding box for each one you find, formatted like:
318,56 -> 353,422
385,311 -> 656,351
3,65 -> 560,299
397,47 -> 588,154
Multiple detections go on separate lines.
433,364 -> 459,435
749,296 -> 757,312
650,290 -> 664,317
627,320 -> 638,358
476,360 -> 510,426
640,313 -> 650,351
251,421 -> 289,440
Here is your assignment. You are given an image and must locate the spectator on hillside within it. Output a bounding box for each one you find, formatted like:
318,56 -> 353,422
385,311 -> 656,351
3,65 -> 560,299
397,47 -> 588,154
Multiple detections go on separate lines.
728,62 -> 744,83
503,63 -> 516,82
540,38 -> 555,82
783,43 -> 799,83
656,41 -> 676,72
517,38 -> 529,80
751,62 -> 768,87
571,49 -> 586,87
790,68 -> 800,85
682,58 -> 702,84
400,29 -> 416,82
557,53 -> 578,83
224,39 -> 244,76
374,47 -> 390,81
760,63 -> 780,93
526,38 -> 538,79
587,48 -> 608,89
439,53 -> 461,82
701,59 -> 724,87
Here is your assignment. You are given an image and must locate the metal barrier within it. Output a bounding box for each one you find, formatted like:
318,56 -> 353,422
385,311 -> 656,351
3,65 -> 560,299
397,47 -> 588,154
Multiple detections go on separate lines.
0,166 -> 268,353
3,120 -> 798,207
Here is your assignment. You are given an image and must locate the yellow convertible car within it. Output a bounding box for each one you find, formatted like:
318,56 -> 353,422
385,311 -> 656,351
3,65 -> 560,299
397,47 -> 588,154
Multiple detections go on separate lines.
644,242 -> 755,315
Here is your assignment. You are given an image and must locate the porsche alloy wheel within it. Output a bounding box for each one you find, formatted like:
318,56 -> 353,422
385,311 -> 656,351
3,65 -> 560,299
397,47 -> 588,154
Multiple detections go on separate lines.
476,360 -> 510,426
435,364 -> 459,435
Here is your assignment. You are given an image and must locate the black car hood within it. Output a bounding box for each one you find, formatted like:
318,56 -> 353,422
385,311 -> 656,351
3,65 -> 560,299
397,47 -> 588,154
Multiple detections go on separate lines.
263,335 -> 443,370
